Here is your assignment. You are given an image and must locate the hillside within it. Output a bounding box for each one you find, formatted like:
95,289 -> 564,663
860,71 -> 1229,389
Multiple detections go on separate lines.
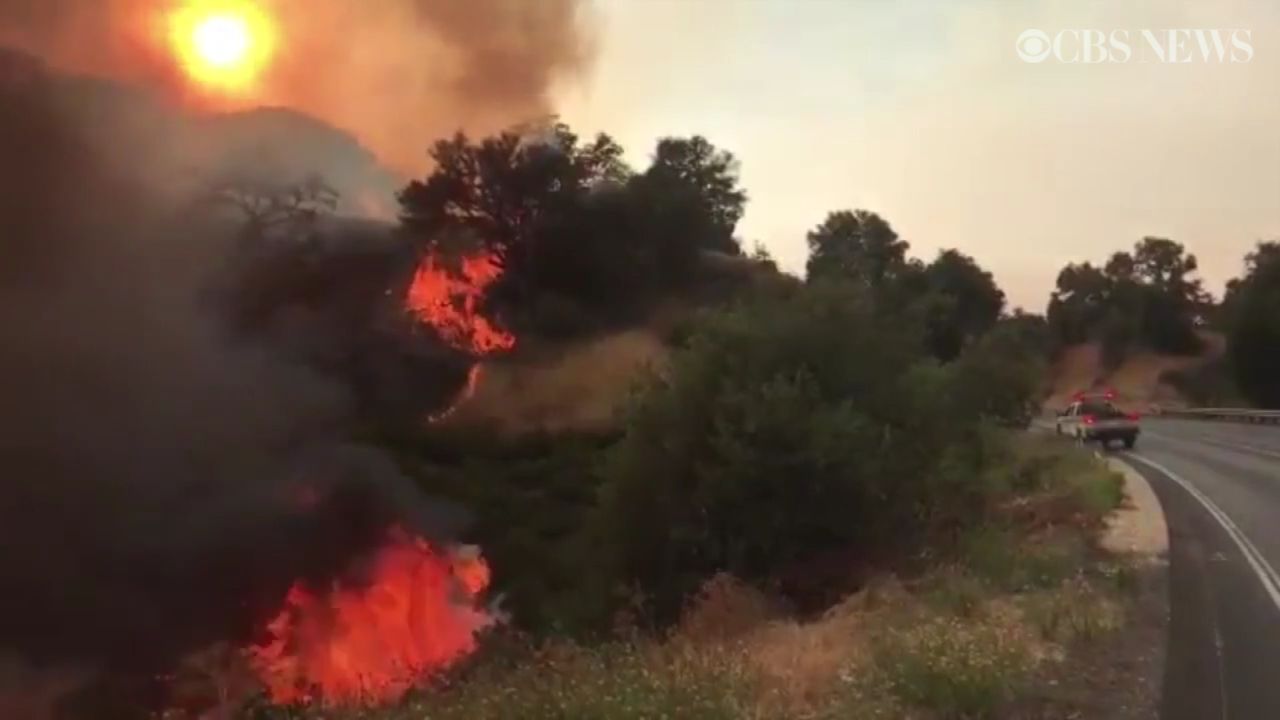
447,329 -> 668,433
439,253 -> 792,434
1046,332 -> 1226,410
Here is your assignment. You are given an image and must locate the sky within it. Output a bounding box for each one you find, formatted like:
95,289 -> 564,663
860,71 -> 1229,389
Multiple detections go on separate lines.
556,0 -> 1280,311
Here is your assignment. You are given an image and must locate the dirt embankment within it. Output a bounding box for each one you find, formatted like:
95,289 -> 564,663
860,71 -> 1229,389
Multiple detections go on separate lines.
1046,333 -> 1225,411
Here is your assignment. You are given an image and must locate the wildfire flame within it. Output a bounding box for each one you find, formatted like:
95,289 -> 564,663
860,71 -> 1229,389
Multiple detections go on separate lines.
406,251 -> 514,421
168,0 -> 277,96
427,364 -> 485,424
406,252 -> 515,356
249,529 -> 492,705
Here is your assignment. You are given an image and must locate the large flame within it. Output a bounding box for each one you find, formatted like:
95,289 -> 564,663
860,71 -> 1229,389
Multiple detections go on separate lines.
406,252 -> 515,356
249,530 -> 492,705
168,0 -> 277,96
407,252 -> 514,421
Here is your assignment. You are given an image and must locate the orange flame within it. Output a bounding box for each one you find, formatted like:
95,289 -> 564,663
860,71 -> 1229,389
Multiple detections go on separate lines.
406,253 -> 515,356
248,530 -> 492,706
427,364 -> 484,423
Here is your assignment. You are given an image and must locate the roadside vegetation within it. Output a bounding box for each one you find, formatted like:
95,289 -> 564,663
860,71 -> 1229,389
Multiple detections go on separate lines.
1044,235 -> 1280,410
253,437 -> 1140,720
1221,242 -> 1280,408
214,118 -> 1154,718
1045,237 -> 1209,368
10,66 -> 1165,715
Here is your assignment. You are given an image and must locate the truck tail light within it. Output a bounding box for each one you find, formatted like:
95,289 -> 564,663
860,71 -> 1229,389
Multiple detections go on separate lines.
1127,413 -> 1141,421
1082,415 -> 1096,425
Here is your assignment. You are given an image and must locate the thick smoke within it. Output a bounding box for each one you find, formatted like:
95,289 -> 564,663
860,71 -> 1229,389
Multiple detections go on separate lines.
0,0 -> 591,173
0,49 -> 467,680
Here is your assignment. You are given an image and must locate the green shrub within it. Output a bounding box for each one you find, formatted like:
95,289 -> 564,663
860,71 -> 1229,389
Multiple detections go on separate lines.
1003,437 -> 1124,522
1071,466 -> 1125,519
873,615 -> 1032,718
920,570 -> 991,619
592,282 -> 1004,620
394,426 -> 619,634
959,526 -> 1085,592
1024,578 -> 1126,644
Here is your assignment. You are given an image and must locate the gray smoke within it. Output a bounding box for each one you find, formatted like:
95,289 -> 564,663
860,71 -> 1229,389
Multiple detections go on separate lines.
0,0 -> 592,173
0,47 -> 466,678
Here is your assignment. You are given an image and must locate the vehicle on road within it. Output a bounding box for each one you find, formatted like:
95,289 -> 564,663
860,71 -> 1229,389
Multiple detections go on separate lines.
1056,393 -> 1141,449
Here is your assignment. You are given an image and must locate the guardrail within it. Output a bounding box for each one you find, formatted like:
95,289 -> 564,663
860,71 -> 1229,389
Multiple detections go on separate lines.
1155,407 -> 1280,425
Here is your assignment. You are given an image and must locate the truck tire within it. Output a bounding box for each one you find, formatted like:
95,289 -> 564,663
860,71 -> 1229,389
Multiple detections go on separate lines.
1123,436 -> 1136,450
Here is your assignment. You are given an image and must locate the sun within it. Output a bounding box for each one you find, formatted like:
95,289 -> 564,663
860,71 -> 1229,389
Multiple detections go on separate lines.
169,0 -> 276,95
193,15 -> 251,68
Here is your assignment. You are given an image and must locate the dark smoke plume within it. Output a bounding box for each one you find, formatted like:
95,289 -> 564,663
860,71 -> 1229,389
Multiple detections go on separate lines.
0,0 -> 593,173
0,48 -> 466,681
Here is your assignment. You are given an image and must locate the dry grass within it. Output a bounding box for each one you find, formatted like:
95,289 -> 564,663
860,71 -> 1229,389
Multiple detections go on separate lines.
735,588 -> 883,717
448,329 -> 667,433
1023,577 -> 1128,645
1046,331 -> 1225,410
372,564 -> 1126,720
235,441 -> 1139,720
675,573 -> 783,643
238,566 -> 1137,720
869,605 -> 1044,718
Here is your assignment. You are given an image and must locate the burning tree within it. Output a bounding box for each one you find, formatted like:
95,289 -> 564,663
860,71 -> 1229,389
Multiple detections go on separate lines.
406,251 -> 516,356
396,123 -> 748,337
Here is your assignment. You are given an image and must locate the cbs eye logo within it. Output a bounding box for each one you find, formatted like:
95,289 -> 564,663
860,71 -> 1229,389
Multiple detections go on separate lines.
1016,29 -> 1053,63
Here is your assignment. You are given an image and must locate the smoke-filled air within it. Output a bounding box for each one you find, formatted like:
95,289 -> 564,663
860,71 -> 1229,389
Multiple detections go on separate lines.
0,0 -> 582,714
0,0 -> 589,172
3,0 -> 1278,718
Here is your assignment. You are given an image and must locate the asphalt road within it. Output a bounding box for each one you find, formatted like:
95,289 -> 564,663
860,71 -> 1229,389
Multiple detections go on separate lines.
1118,418 -> 1280,720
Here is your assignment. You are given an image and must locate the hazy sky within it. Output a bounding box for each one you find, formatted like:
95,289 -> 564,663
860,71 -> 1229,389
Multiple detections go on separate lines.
557,0 -> 1280,310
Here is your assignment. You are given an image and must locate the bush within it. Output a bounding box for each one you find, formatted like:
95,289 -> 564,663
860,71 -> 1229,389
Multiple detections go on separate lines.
393,426 -> 619,633
959,526 -> 1086,592
591,282 -> 1018,621
873,614 -> 1033,718
919,570 -> 991,619
1024,577 -> 1125,644
945,321 -> 1046,428
1160,358 -> 1243,407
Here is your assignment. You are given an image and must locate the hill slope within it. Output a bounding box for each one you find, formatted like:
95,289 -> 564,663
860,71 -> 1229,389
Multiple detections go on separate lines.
1047,333 -> 1226,410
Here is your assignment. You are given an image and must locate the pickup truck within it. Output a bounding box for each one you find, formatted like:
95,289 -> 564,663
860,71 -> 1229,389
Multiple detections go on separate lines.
1055,395 -> 1141,449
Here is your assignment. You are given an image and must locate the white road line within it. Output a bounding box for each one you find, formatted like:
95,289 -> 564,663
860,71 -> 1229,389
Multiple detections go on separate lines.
1123,452 -> 1280,615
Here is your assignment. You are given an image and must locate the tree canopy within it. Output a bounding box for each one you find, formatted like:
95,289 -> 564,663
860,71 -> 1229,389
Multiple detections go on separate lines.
805,210 -> 909,287
397,124 -> 750,336
641,136 -> 746,255
1225,241 -> 1280,408
804,210 -> 1006,362
1046,236 -> 1206,362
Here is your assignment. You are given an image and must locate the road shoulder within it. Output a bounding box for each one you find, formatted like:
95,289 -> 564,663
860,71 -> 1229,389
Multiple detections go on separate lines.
1116,451 -> 1280,720
1102,456 -> 1170,560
